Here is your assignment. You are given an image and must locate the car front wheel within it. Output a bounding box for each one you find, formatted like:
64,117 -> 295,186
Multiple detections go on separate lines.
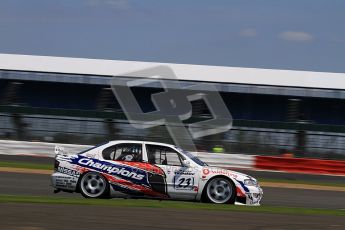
205,177 -> 236,204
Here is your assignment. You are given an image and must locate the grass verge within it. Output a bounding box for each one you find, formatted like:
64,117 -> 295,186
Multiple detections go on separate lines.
258,178 -> 345,188
0,194 -> 344,216
0,161 -> 52,170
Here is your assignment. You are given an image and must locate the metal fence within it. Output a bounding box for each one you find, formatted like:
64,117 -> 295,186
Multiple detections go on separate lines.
1,112 -> 345,160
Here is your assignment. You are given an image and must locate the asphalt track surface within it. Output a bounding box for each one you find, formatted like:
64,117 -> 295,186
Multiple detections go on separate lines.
0,203 -> 344,230
1,171 -> 344,210
1,155 -> 345,229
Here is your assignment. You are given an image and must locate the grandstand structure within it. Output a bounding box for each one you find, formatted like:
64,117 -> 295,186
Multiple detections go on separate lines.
0,54 -> 345,158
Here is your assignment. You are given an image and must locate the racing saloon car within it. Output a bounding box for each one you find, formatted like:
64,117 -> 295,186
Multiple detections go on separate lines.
51,140 -> 263,205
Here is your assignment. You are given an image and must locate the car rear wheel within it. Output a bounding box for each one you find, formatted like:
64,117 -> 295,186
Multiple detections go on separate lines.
80,172 -> 109,198
205,177 -> 236,204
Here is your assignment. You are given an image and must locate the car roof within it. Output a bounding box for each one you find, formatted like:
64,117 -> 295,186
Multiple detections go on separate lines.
107,140 -> 176,148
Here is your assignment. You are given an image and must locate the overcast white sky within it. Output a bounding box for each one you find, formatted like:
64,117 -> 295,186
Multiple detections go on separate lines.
0,0 -> 344,73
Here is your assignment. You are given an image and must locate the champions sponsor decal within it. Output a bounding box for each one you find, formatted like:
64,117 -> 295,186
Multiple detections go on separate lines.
71,157 -> 148,184
78,158 -> 145,180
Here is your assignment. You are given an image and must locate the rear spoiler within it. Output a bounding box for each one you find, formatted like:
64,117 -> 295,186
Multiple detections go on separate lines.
54,146 -> 67,156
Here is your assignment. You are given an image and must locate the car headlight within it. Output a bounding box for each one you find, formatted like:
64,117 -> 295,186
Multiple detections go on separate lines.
244,179 -> 258,186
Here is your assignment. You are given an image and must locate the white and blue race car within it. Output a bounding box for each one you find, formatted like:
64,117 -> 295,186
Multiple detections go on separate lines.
51,140 -> 263,205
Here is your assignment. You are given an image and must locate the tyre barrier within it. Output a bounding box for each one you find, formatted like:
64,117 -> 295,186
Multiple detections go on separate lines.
255,155 -> 345,176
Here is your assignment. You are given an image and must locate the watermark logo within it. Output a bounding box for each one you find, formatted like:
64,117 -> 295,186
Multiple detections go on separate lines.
110,66 -> 232,151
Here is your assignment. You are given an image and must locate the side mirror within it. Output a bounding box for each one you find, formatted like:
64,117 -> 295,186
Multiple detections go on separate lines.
183,160 -> 191,167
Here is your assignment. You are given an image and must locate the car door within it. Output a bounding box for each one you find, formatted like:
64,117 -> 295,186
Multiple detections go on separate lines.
145,143 -> 199,200
101,142 -> 169,198
101,142 -> 149,194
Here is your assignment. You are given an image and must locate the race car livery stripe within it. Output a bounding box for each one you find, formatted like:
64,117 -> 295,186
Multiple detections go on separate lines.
103,173 -> 168,198
70,156 -> 150,187
117,161 -> 165,176
110,183 -> 168,198
111,183 -> 169,198
61,155 -> 169,197
236,180 -> 250,192
236,186 -> 246,197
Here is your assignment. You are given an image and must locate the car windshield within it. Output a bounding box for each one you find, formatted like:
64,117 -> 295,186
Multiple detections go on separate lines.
176,147 -> 208,166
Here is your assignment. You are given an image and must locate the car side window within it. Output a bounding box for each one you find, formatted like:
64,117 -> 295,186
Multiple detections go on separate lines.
102,143 -> 142,162
146,144 -> 183,166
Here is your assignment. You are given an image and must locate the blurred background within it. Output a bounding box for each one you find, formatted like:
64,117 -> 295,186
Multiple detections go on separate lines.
0,65 -> 345,160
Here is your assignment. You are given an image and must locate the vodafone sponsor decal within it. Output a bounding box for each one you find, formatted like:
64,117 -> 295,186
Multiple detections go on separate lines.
202,167 -> 238,178
202,168 -> 210,175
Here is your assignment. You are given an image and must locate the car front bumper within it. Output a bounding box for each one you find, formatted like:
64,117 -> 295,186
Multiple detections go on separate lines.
236,186 -> 263,206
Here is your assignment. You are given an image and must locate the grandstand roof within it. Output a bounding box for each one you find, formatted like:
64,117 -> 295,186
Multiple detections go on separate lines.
0,53 -> 345,90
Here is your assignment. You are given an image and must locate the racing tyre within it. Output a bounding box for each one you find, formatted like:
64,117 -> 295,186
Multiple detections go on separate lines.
204,177 -> 236,204
79,172 -> 109,198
